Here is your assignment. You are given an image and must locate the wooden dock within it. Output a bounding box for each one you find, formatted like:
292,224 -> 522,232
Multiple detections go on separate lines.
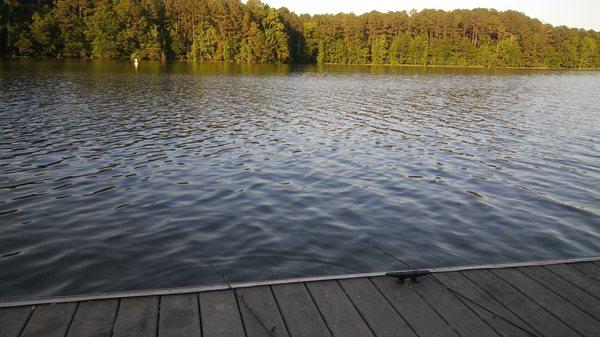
1,256 -> 600,337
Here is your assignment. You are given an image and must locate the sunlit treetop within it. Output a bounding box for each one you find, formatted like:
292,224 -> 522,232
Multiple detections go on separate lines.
0,0 -> 598,68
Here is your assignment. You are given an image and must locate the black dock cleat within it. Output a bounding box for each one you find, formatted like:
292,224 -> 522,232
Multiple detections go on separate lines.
386,270 -> 431,283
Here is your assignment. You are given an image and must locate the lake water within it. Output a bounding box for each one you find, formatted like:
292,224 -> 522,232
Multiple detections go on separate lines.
1,60 -> 599,301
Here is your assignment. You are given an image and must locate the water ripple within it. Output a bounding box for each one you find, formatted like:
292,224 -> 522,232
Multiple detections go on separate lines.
0,60 -> 599,301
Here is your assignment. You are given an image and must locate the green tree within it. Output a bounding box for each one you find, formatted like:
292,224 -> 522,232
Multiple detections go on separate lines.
559,35 -> 580,68
237,39 -> 253,62
543,45 -> 561,68
53,0 -> 91,57
262,9 -> 289,63
190,22 -> 217,61
316,40 -> 326,63
522,33 -> 545,67
371,35 -> 388,64
218,38 -> 232,62
168,24 -> 188,59
301,21 -> 318,61
389,33 -> 410,65
579,37 -> 597,68
408,34 -> 429,65
86,5 -> 122,58
1,2 -> 598,68
476,44 -> 496,67
30,12 -> 61,56
331,39 -> 347,63
246,21 -> 265,62
134,24 -> 163,60
496,38 -> 522,67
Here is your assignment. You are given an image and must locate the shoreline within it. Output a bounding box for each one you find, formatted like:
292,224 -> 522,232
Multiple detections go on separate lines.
2,256 -> 599,337
2,55 -> 599,71
2,255 -> 598,307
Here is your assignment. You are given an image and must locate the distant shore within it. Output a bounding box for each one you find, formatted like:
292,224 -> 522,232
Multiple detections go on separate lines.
2,56 -> 599,71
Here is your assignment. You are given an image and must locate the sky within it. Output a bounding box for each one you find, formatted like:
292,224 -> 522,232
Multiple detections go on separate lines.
259,0 -> 599,31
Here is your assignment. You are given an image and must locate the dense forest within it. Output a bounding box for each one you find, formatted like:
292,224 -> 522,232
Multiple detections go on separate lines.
1,0 -> 599,68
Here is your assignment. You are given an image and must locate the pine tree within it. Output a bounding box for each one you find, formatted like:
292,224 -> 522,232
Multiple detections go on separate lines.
371,35 -> 388,64
1,1 -> 598,68
190,22 -> 217,61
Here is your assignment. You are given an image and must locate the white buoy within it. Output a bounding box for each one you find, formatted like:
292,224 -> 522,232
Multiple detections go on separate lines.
134,58 -> 139,68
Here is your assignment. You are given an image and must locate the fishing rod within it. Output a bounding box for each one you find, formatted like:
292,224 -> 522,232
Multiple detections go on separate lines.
209,262 -> 277,337
366,241 -> 541,337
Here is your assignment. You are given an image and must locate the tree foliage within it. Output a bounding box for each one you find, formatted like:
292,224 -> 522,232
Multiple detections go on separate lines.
1,1 -> 598,68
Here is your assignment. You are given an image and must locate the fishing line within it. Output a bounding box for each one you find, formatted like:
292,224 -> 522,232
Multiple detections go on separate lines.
209,262 -> 277,336
366,241 -> 541,337
367,242 -> 418,271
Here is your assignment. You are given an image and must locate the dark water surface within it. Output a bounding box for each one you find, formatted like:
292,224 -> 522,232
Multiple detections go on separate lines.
1,60 -> 599,301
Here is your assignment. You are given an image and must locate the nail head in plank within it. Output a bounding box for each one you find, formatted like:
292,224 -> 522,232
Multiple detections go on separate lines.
462,269 -> 576,337
370,276 -> 459,337
492,267 -> 600,337
236,286 -> 289,337
199,290 -> 245,337
338,278 -> 416,337
544,264 -> 600,299
66,299 -> 118,337
20,302 -> 77,337
434,272 -> 532,337
305,280 -> 374,337
271,283 -> 331,337
413,276 -> 499,337
518,266 -> 600,321
158,294 -> 200,337
0,306 -> 34,337
113,296 -> 158,337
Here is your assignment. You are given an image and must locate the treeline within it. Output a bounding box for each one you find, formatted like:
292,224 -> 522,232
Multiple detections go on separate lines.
1,0 -> 599,68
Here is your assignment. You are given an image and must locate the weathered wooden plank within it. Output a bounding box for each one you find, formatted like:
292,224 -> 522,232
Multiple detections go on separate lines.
271,283 -> 331,337
199,290 -> 245,337
434,272 -> 533,337
113,296 -> 158,337
236,286 -> 289,337
305,281 -> 374,337
0,306 -> 33,337
413,276 -> 499,337
544,264 -> 600,299
462,269 -> 577,337
492,268 -> 600,337
338,278 -> 416,337
66,299 -> 118,337
158,294 -> 200,337
5,260 -> 600,337
371,276 -> 459,337
569,262 -> 600,281
519,265 -> 600,321
20,302 -> 77,337
4,258 -> 600,310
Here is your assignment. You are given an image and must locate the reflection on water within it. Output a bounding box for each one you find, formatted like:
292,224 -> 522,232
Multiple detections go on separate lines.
0,60 -> 599,300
